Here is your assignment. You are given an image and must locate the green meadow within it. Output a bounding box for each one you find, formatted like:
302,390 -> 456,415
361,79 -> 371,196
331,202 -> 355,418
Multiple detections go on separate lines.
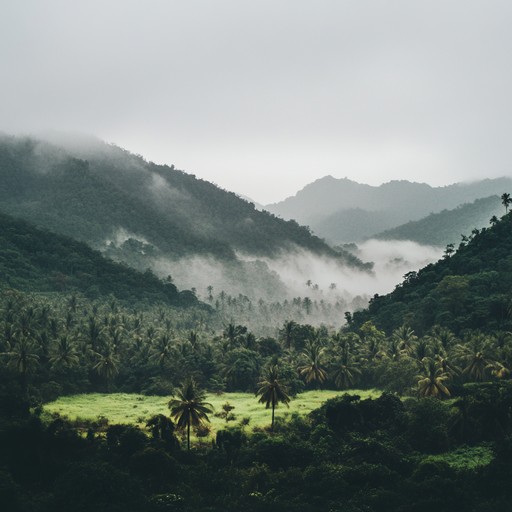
43,389 -> 381,434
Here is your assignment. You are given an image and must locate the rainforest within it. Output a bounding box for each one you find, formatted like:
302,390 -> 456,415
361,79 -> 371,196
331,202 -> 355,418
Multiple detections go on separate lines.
2,136 -> 512,511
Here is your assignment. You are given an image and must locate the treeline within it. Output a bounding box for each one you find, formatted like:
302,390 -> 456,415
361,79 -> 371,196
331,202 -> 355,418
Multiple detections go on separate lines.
2,289 -> 512,404
201,287 -> 357,335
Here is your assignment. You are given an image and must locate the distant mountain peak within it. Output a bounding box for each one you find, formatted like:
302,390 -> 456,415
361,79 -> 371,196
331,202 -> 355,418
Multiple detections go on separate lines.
265,174 -> 512,243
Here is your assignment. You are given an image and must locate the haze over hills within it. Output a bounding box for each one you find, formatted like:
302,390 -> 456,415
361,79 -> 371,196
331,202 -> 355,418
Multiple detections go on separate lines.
373,195 -> 503,248
266,175 -> 512,244
0,134 -> 373,301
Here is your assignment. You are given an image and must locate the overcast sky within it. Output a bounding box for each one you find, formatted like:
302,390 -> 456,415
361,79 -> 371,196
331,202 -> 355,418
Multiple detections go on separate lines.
1,1 -> 512,204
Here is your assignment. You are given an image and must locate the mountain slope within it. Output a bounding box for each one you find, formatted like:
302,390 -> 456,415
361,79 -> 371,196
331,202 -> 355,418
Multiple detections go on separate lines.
267,176 -> 512,243
312,208 -> 407,243
350,213 -> 512,335
0,134 -> 370,298
0,211 -> 199,306
372,196 -> 503,247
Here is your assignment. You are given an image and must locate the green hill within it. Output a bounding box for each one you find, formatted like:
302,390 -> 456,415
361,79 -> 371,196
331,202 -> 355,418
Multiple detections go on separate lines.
373,196 -> 503,247
0,211 -> 200,306
0,134 -> 369,298
351,213 -> 512,335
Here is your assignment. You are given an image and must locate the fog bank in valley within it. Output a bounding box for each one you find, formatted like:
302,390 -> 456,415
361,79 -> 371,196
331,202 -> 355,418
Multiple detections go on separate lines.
149,240 -> 443,330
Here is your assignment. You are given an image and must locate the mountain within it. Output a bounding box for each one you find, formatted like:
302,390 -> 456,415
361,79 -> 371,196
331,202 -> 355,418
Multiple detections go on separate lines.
372,195 -> 503,247
312,208 -> 407,243
0,211 -> 199,306
350,212 -> 512,335
0,134 -> 370,299
266,176 -> 512,243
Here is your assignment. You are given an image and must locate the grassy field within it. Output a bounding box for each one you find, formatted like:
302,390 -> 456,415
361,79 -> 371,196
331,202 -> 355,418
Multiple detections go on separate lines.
43,389 -> 381,435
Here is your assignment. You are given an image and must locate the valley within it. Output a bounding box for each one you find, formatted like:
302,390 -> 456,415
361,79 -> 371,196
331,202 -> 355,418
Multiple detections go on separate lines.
1,136 -> 512,512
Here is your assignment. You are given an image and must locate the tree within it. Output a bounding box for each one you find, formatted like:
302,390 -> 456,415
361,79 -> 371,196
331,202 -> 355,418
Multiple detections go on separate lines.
392,325 -> 417,355
222,323 -> 247,349
454,335 -> 495,382
93,344 -> 119,391
50,335 -> 79,369
256,365 -> 291,431
3,337 -> 39,395
150,333 -> 174,368
501,193 -> 511,214
168,378 -> 212,450
333,346 -> 361,389
416,358 -> 451,398
279,320 -> 296,351
443,243 -> 455,259
298,340 -> 328,386
302,297 -> 313,315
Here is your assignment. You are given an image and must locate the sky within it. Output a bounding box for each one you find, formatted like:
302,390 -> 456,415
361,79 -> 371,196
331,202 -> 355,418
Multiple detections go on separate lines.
1,0 -> 512,204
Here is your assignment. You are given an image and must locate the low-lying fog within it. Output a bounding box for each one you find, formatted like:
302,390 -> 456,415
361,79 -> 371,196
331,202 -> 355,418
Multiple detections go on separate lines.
154,239 -> 443,305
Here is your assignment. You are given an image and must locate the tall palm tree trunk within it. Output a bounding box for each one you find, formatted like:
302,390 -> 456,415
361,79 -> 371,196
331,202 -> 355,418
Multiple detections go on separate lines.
187,421 -> 191,451
271,400 -> 275,431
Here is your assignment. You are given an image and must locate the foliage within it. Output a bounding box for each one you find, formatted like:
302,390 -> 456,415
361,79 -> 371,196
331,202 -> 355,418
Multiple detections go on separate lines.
0,211 -> 200,307
0,135 -> 367,279
352,210 -> 512,335
374,195 -> 503,247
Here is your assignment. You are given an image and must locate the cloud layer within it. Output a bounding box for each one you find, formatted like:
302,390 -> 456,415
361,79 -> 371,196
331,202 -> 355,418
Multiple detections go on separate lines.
2,1 -> 512,202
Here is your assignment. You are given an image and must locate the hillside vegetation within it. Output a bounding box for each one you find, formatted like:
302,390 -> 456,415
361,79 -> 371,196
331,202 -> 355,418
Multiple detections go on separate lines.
373,195 -> 503,247
0,135 -> 369,299
0,211 -> 199,306
351,211 -> 512,335
267,175 -> 512,243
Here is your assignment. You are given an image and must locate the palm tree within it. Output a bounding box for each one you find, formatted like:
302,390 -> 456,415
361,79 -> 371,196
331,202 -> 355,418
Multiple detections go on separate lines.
279,320 -> 296,351
392,325 -> 417,355
411,339 -> 431,363
333,346 -> 361,390
416,358 -> 451,398
302,297 -> 313,315
50,335 -> 79,369
3,337 -> 40,395
256,365 -> 291,431
223,323 -> 247,349
93,344 -> 119,391
427,325 -> 458,352
150,333 -> 174,368
435,354 -> 461,379
501,192 -> 511,214
454,335 -> 495,382
168,378 -> 212,450
298,340 -> 328,386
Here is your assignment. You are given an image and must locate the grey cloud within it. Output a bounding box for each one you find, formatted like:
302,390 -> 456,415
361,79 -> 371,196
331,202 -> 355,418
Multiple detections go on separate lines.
2,1 -> 512,202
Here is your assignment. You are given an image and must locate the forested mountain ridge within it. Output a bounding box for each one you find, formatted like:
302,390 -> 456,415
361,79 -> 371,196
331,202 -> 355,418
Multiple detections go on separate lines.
0,211 -> 200,306
373,195 -> 503,247
267,175 -> 512,243
0,134 -> 370,298
0,134 -> 357,260
351,211 -> 512,335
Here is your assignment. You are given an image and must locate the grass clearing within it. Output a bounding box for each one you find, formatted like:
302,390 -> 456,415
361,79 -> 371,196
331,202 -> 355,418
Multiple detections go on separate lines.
43,388 -> 381,434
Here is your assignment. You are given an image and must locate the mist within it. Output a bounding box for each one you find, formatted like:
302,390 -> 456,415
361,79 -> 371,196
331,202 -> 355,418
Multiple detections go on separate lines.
147,240 -> 443,332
